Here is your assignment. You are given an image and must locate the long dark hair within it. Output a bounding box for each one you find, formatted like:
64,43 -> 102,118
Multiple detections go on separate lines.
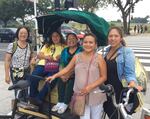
108,26 -> 126,46
46,31 -> 65,47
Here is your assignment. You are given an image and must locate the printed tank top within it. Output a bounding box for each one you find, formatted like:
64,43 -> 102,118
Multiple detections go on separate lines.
74,53 -> 106,106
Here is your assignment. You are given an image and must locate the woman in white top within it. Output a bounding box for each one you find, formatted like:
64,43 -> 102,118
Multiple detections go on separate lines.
5,26 -> 34,100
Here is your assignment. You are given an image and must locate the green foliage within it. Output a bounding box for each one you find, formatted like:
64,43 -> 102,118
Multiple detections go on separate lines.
15,0 -> 34,17
0,0 -> 15,26
78,0 -> 110,12
37,0 -> 54,15
0,0 -> 57,27
0,0 -> 110,27
110,0 -> 143,34
131,16 -> 149,24
109,23 -> 116,27
0,0 -> 34,26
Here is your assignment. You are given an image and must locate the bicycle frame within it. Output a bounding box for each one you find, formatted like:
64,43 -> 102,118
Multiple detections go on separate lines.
0,80 -> 51,119
100,84 -> 134,119
140,107 -> 150,119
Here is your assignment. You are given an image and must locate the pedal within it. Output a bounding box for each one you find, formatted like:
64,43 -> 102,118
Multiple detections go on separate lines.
17,101 -> 39,111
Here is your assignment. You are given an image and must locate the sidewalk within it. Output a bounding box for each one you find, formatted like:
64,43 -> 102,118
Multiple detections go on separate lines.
0,61 -> 150,118
0,61 -> 14,114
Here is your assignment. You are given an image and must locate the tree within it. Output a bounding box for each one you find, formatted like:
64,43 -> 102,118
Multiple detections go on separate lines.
78,0 -> 110,12
73,0 -> 110,31
37,0 -> 54,15
37,0 -> 67,14
0,0 -> 34,26
131,16 -> 150,23
0,0 -> 15,27
110,0 -> 143,34
13,0 -> 34,25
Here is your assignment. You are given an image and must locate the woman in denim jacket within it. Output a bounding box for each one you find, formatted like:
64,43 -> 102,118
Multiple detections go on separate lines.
103,26 -> 138,119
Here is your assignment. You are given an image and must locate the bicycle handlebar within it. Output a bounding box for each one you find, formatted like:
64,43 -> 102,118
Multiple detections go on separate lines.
99,84 -> 134,119
99,84 -> 136,106
99,84 -> 113,93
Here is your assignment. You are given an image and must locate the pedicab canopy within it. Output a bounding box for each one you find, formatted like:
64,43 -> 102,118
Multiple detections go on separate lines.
36,10 -> 110,46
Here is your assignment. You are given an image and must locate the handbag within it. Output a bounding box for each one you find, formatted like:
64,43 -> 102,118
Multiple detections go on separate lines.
12,67 -> 25,79
70,93 -> 86,116
121,47 -> 144,114
44,60 -> 59,72
44,45 -> 59,72
70,54 -> 94,116
122,47 -> 148,93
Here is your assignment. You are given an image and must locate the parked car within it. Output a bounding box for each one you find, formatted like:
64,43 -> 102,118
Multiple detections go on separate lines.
73,29 -> 85,40
61,28 -> 76,39
0,28 -> 17,42
61,26 -> 85,40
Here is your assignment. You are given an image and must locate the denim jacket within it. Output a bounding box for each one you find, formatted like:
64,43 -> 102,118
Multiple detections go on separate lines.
103,46 -> 137,83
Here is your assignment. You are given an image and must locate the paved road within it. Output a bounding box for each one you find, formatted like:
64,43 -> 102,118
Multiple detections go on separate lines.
0,35 -> 150,118
0,61 -> 14,114
125,34 -> 150,78
0,43 -> 7,61
125,34 -> 150,107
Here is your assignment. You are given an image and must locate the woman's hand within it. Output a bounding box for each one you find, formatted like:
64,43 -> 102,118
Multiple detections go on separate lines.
30,57 -> 36,65
136,85 -> 143,92
45,55 -> 53,61
5,76 -> 11,84
46,75 -> 56,83
80,85 -> 92,96
55,55 -> 60,61
128,81 -> 143,91
60,75 -> 69,82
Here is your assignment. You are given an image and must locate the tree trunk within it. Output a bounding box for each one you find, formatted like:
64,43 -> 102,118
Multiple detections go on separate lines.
122,14 -> 128,35
21,18 -> 26,25
3,20 -> 8,27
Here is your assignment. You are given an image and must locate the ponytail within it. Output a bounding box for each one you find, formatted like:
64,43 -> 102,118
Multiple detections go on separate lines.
121,39 -> 126,46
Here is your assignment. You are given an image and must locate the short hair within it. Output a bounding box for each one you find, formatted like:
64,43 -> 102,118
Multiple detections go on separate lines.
66,33 -> 78,41
15,26 -> 30,41
83,33 -> 97,44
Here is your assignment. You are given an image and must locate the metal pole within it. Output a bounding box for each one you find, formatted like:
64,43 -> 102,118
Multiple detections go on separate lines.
34,0 -> 40,52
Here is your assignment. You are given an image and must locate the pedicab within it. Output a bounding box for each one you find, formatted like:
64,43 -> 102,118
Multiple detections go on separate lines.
35,10 -> 148,119
0,10 -> 110,119
35,10 -> 109,119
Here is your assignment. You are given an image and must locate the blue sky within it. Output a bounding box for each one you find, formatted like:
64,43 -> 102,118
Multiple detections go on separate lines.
96,0 -> 150,21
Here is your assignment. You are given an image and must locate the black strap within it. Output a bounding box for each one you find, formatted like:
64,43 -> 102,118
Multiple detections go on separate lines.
23,44 -> 28,67
107,47 -> 121,60
85,53 -> 95,86
67,47 -> 80,62
51,44 -> 64,57
51,44 -> 56,57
